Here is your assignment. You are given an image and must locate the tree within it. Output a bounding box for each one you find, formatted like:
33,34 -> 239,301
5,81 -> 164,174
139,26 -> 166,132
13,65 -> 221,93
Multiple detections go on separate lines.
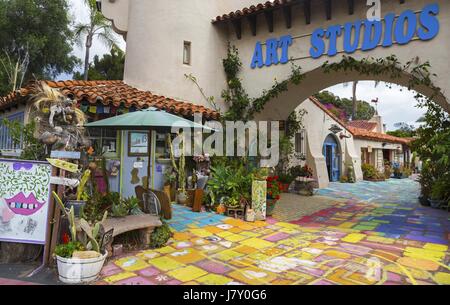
386,122 -> 416,138
0,0 -> 78,95
74,0 -> 117,81
74,46 -> 125,81
314,90 -> 376,121
343,81 -> 380,120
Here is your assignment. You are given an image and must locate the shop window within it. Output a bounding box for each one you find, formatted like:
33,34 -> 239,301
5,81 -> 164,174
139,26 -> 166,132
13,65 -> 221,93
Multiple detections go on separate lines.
88,128 -> 119,157
0,112 -> 25,150
183,41 -> 191,65
295,130 -> 306,155
155,132 -> 171,159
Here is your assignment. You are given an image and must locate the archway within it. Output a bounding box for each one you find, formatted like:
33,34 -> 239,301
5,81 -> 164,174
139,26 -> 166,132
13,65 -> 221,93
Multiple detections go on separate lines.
254,62 -> 447,121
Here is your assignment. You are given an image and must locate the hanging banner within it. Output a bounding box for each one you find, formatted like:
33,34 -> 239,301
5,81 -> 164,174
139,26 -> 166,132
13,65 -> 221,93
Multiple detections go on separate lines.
46,158 -> 79,173
0,159 -> 52,244
252,180 -> 267,221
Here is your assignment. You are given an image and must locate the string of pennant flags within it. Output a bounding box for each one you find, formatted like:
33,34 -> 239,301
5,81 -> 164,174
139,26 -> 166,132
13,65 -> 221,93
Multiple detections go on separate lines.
79,103 -> 138,115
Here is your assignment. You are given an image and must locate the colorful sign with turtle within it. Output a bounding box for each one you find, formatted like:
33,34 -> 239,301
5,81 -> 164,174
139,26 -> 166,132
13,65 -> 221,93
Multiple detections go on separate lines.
0,159 -> 52,244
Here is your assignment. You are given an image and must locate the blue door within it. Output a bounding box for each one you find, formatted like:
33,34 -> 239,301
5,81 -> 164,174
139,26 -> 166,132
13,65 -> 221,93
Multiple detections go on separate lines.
323,135 -> 340,182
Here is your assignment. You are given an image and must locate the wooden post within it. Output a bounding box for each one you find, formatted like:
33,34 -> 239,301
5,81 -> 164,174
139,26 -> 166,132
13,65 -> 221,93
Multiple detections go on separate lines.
47,167 -> 65,266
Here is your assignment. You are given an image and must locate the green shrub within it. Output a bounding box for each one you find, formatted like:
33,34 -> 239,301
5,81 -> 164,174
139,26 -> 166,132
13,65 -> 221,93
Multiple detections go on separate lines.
149,222 -> 173,249
361,164 -> 377,179
54,242 -> 85,258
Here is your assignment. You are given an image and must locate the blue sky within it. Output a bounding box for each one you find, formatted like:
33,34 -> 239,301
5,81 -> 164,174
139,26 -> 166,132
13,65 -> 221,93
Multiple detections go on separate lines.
65,0 -> 425,132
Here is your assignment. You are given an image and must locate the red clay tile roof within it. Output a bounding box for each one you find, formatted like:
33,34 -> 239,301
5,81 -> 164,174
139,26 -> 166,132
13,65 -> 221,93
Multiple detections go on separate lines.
347,120 -> 378,131
309,97 -> 411,145
348,126 -> 411,145
0,80 -> 220,120
213,0 -> 293,23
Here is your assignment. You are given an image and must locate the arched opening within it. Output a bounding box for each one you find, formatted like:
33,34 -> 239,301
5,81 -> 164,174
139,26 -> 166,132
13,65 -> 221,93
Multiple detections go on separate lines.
255,64 -> 449,122
323,134 -> 341,182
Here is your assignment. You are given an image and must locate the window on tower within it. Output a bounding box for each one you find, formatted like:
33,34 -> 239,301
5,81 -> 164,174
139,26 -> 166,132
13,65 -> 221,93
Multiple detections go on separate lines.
183,41 -> 191,65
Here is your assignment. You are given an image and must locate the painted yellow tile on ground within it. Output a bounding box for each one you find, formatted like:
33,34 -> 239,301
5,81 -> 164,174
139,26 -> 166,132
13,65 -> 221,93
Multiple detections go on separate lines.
216,231 -> 234,238
234,245 -> 258,254
240,231 -> 260,238
170,249 -> 205,264
229,227 -> 243,233
173,232 -> 191,240
404,247 -> 445,262
103,272 -> 136,284
240,238 -> 274,249
214,249 -> 244,261
366,236 -> 395,244
204,226 -> 223,234
323,250 -> 352,259
148,256 -> 185,271
223,233 -> 247,242
238,223 -> 255,230
190,229 -> 213,238
342,233 -> 366,243
397,257 -> 440,271
155,246 -> 176,254
197,274 -> 233,285
114,257 -> 149,271
338,222 -> 356,229
423,243 -> 448,252
434,272 -> 450,285
168,266 -> 208,282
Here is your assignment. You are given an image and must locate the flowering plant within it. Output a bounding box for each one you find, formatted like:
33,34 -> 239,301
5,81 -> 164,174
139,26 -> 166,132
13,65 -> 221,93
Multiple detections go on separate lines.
266,176 -> 282,201
290,165 -> 314,178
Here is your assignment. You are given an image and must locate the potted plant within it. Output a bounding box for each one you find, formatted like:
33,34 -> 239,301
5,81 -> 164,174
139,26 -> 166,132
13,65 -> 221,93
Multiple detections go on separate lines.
65,169 -> 91,217
278,173 -> 294,192
168,133 -> 188,205
163,168 -> 177,202
53,192 -> 108,284
266,176 -> 281,216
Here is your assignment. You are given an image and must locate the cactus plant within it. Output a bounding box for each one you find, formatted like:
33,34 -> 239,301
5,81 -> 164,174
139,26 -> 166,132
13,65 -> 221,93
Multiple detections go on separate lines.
53,191 -> 77,242
53,191 -> 108,253
79,211 -> 108,253
168,133 -> 186,194
76,169 -> 91,201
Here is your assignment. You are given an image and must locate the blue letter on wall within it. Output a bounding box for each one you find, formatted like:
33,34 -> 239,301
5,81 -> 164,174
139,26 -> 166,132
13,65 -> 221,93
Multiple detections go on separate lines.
395,10 -> 417,45
361,20 -> 382,51
265,38 -> 279,66
310,28 -> 325,59
251,41 -> 264,69
326,25 -> 342,56
343,20 -> 362,54
417,3 -> 440,41
279,35 -> 293,64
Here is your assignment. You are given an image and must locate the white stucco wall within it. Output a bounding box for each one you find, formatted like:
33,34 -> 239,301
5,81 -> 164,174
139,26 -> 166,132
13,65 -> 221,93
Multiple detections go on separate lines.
102,0 -> 450,115
293,99 -> 363,188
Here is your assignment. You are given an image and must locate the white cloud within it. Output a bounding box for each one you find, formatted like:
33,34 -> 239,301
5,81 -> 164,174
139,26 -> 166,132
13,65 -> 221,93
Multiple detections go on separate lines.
326,81 -> 426,131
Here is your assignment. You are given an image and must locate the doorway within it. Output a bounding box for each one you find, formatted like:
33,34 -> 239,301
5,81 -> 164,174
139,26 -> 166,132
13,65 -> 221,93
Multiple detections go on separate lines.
323,135 -> 341,182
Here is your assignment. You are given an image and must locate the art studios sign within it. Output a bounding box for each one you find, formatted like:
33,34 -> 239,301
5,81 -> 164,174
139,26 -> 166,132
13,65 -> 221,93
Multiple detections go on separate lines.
250,3 -> 440,69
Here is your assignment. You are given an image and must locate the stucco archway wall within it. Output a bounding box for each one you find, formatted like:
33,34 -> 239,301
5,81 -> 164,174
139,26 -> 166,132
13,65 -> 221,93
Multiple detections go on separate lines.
227,1 -> 450,117
254,66 -> 447,121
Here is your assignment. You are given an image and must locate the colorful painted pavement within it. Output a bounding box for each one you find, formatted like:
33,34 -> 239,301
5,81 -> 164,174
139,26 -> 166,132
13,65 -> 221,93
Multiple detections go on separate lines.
96,179 -> 450,285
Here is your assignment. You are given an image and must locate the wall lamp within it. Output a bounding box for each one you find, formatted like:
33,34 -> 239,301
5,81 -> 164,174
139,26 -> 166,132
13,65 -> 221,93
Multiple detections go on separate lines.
339,133 -> 351,140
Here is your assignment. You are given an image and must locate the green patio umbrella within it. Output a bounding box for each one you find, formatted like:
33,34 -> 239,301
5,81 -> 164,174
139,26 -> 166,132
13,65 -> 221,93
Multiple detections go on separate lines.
85,107 -> 213,189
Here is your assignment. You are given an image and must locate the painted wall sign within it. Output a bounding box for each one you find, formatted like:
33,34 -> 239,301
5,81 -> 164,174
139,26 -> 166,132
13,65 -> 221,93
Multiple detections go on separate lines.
50,151 -> 81,160
46,158 -> 79,173
0,159 -> 52,244
50,176 -> 80,188
251,3 -> 440,67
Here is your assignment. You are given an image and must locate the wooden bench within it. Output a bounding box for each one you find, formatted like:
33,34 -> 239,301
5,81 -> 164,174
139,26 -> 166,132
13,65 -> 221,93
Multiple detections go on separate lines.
102,214 -> 162,244
75,214 -> 162,256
